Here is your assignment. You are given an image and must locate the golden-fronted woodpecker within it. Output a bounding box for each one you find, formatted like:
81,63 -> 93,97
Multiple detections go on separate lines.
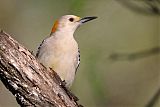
36,15 -> 97,87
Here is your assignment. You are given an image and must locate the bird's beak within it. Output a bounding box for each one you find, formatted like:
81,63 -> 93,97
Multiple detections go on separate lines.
78,16 -> 97,24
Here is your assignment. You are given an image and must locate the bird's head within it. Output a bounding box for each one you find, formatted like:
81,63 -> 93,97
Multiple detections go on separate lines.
51,15 -> 97,34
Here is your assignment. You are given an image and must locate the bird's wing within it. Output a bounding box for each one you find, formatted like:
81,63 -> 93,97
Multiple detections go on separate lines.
75,48 -> 80,73
36,39 -> 46,57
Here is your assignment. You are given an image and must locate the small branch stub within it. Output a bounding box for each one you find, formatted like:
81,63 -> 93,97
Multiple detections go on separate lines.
0,31 -> 81,107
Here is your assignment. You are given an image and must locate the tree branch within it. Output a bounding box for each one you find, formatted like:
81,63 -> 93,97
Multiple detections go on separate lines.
109,47 -> 160,61
0,30 -> 81,107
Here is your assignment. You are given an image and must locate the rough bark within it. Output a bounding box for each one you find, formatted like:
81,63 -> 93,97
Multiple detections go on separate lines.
0,30 -> 81,107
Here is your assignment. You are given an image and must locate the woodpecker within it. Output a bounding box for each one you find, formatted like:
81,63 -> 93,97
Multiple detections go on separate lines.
36,15 -> 97,87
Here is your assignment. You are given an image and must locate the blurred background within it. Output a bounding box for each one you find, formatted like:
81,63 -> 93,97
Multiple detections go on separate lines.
0,0 -> 160,107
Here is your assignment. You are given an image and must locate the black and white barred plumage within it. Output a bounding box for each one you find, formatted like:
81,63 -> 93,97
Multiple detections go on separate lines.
76,48 -> 80,72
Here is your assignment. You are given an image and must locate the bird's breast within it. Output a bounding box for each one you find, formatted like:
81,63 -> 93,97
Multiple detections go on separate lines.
37,36 -> 79,87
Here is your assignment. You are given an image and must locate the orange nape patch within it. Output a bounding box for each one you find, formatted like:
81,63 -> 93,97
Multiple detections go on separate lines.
51,20 -> 59,33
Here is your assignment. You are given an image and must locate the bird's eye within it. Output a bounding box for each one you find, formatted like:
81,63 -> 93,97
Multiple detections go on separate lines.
69,18 -> 74,22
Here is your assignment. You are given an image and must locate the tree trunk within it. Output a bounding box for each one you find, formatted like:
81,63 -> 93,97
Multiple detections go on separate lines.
0,30 -> 81,107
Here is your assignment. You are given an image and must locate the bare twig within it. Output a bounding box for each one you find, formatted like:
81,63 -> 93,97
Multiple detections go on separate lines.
109,47 -> 160,61
146,88 -> 160,107
116,0 -> 160,15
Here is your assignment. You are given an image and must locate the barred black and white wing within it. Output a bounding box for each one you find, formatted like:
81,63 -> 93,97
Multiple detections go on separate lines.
75,48 -> 80,73
36,39 -> 45,58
